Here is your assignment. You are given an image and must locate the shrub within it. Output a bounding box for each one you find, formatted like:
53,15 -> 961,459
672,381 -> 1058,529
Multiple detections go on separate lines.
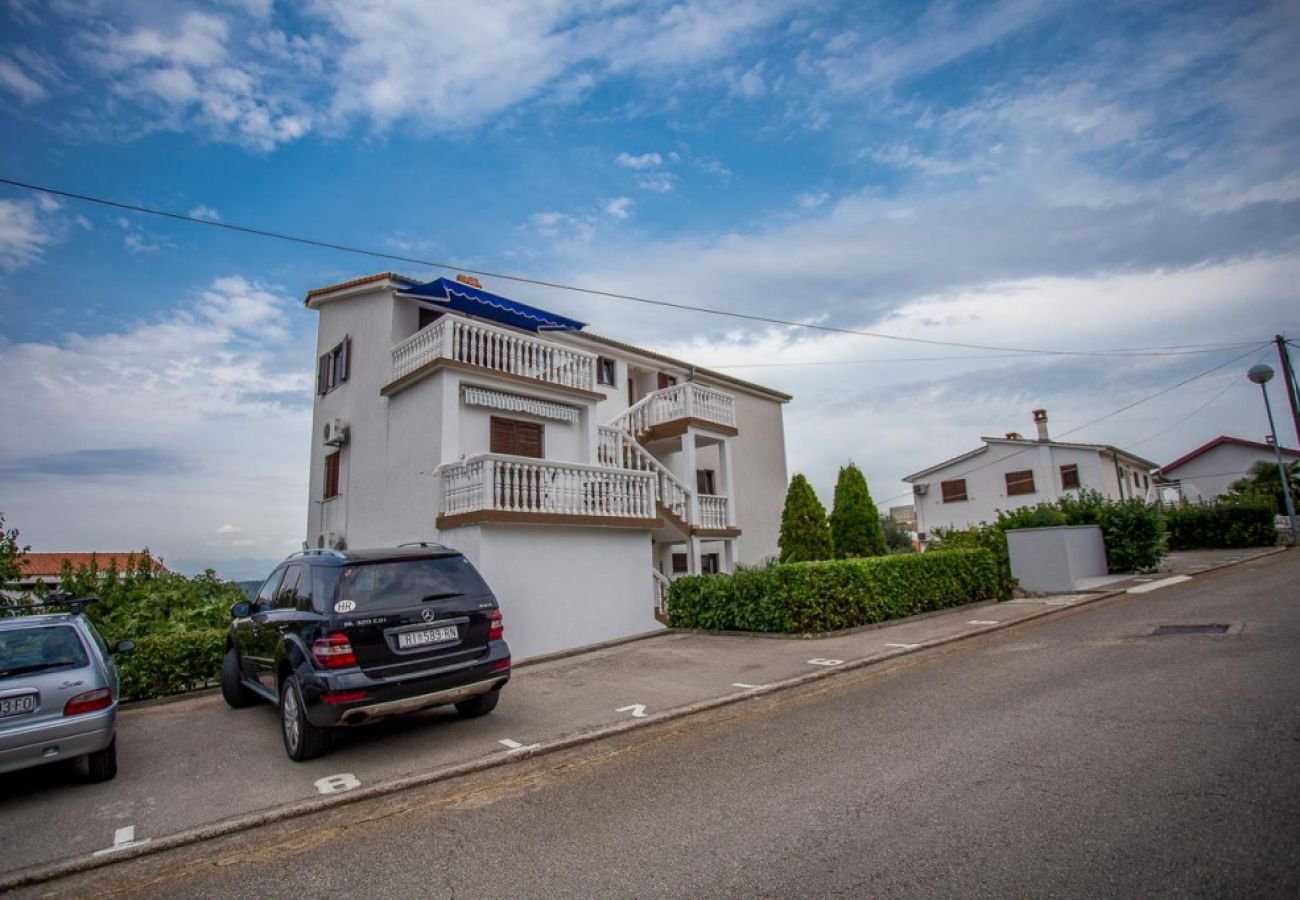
1166,496 -> 1277,550
117,628 -> 225,702
829,463 -> 887,558
930,522 -> 1016,598
667,549 -> 1004,633
778,473 -> 833,562
997,503 -> 1067,530
1096,499 -> 1166,573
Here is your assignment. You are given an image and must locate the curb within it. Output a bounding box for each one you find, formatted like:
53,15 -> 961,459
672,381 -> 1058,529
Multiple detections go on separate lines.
2,546 -> 1286,892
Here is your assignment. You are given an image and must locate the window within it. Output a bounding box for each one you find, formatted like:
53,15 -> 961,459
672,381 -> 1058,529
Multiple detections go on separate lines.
323,451 -> 341,499
1133,470 -> 1141,488
490,417 -> 544,458
1005,470 -> 1036,496
274,566 -> 304,610
701,553 -> 720,574
597,357 -> 616,386
657,372 -> 678,390
671,553 -> 688,574
317,337 -> 351,395
255,569 -> 285,610
1143,473 -> 1149,489
1060,464 -> 1081,490
696,469 -> 716,495
941,479 -> 968,503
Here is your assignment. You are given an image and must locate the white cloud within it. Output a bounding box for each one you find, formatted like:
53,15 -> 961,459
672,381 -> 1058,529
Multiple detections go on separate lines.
604,197 -> 634,220
188,204 -> 221,221
529,210 -> 596,244
216,524 -> 242,534
0,276 -> 312,562
0,197 -> 69,271
0,55 -> 47,103
794,191 -> 828,209
636,172 -> 677,193
616,152 -> 663,170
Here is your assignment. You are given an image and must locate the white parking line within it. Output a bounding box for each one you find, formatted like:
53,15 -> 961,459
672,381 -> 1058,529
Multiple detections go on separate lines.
732,682 -> 760,689
1127,575 -> 1193,594
498,738 -> 539,752
617,704 -> 648,718
884,643 -> 921,650
92,825 -> 151,856
967,620 -> 1000,625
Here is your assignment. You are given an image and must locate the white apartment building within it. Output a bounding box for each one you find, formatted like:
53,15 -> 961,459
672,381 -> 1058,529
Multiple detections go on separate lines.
303,273 -> 790,660
902,410 -> 1159,538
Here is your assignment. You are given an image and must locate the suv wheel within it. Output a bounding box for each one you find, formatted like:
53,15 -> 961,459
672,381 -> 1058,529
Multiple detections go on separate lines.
221,648 -> 256,708
454,687 -> 500,719
84,737 -> 118,783
280,676 -> 330,762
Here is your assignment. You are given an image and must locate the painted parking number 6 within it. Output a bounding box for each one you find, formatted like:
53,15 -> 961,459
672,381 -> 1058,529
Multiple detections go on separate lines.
315,773 -> 361,795
808,658 -> 844,667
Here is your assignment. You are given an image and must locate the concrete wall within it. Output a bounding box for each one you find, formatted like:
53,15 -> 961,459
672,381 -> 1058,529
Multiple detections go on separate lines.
1166,443 -> 1298,502
1006,525 -> 1107,592
439,523 -> 659,661
726,388 -> 788,563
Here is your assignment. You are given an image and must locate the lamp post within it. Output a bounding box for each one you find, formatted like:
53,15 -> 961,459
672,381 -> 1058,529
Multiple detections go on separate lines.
1247,363 -> 1298,542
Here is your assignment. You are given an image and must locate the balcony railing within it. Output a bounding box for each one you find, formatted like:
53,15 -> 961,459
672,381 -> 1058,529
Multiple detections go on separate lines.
392,316 -> 597,392
611,382 -> 737,436
438,454 -> 656,521
598,426 -> 691,522
697,494 -> 729,530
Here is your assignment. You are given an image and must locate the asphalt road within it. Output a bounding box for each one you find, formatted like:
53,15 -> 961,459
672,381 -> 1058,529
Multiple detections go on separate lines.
27,550 -> 1300,898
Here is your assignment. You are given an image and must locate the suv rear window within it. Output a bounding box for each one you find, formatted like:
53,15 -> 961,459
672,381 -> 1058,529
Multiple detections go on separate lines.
333,557 -> 490,610
0,626 -> 90,680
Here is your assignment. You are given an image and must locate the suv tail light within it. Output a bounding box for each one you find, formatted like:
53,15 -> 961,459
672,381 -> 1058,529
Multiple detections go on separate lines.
487,609 -> 504,641
64,687 -> 112,716
312,632 -> 357,669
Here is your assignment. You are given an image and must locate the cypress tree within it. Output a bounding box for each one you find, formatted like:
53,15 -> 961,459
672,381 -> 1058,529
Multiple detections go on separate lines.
830,463 -> 887,558
778,473 -> 833,562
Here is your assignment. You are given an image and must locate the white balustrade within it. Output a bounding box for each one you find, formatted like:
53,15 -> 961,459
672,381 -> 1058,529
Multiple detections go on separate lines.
697,495 -> 729,530
438,454 -> 655,521
391,316 -> 597,391
652,569 -> 671,618
608,382 -> 736,435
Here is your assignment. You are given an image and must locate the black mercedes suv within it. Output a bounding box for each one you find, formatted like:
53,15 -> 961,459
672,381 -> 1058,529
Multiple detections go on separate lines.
222,544 -> 510,761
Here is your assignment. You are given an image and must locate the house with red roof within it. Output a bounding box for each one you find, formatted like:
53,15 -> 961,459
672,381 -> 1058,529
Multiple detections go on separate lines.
1160,436 -> 1300,503
4,552 -> 168,599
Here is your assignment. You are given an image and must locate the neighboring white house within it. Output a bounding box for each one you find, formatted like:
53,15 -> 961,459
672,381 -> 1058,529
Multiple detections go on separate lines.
302,272 -> 791,660
1159,435 -> 1300,503
902,410 -> 1159,538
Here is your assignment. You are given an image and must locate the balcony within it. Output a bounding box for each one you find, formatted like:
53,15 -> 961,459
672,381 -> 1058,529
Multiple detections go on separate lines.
386,316 -> 599,398
437,454 -> 658,528
611,382 -> 738,440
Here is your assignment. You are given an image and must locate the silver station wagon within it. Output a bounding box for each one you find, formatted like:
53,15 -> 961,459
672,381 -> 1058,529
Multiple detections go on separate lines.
0,597 -> 132,782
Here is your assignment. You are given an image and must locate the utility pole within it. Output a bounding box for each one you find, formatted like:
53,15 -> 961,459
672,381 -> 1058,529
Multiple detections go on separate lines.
1277,334 -> 1300,448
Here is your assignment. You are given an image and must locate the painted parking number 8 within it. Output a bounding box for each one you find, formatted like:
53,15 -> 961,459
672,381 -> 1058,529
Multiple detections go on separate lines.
315,773 -> 361,795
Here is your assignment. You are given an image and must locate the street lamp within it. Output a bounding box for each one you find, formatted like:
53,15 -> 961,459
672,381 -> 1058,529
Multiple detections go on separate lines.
1247,363 -> 1298,542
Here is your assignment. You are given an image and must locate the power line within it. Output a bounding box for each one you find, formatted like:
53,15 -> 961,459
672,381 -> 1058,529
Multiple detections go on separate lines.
1128,347 -> 1272,450
711,345 -> 1259,369
0,175 -> 1267,360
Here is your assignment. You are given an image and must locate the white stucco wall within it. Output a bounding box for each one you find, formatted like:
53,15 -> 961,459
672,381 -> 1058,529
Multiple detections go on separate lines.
911,442 -> 1136,535
726,388 -> 788,563
1166,443 -> 1300,502
438,523 -> 659,660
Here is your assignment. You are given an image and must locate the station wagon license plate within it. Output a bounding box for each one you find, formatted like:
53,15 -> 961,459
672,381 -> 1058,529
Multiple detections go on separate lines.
0,695 -> 36,718
397,625 -> 459,650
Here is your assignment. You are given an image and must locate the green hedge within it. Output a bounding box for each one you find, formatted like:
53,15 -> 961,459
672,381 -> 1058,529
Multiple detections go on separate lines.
667,549 -> 1005,634
1166,497 -> 1276,550
117,628 -> 225,702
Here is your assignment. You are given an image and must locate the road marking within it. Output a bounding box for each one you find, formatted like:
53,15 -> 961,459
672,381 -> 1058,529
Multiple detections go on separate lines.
498,738 -> 539,752
314,773 -> 361,795
968,619 -> 1000,625
733,682 -> 760,689
617,704 -> 648,718
807,658 -> 844,666
884,643 -> 920,650
1128,575 -> 1193,594
93,825 -> 151,856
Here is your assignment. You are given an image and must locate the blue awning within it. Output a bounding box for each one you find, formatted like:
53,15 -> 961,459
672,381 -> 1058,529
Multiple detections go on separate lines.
396,278 -> 587,333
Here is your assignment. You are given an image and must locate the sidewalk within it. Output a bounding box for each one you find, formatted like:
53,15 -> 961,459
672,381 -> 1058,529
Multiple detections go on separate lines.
0,544 -> 1286,888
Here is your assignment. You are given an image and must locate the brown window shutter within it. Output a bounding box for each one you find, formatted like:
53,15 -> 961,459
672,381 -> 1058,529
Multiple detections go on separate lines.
341,337 -> 351,383
318,354 -> 330,395
517,421 -> 543,458
941,479 -> 967,503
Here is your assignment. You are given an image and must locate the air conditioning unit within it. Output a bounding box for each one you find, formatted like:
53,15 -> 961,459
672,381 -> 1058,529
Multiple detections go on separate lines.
319,532 -> 345,550
322,418 -> 349,446
913,483 -> 929,496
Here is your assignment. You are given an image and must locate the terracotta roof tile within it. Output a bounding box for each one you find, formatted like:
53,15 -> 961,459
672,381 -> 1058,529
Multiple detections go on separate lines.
17,552 -> 168,577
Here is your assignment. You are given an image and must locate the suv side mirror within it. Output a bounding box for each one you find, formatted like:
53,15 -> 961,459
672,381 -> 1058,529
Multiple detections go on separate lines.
230,601 -> 252,619
112,639 -> 135,655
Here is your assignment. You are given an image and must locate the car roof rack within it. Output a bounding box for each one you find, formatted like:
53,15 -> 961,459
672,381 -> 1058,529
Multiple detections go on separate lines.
0,592 -> 100,617
397,541 -> 448,549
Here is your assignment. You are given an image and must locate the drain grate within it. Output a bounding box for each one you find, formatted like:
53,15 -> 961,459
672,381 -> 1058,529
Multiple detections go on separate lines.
1154,624 -> 1230,635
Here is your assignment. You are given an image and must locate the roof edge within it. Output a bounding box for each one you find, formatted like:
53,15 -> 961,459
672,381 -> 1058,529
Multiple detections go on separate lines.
1161,434 -> 1300,474
303,272 -> 418,307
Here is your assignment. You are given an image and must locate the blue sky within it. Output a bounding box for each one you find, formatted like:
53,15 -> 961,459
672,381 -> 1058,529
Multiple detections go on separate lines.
1,0 -> 1298,577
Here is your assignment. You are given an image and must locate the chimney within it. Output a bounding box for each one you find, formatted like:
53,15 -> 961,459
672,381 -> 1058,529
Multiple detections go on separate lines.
1032,408 -> 1049,442
1005,431 -> 1022,440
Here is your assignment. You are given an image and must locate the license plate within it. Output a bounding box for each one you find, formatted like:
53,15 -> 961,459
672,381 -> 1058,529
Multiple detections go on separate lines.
397,625 -> 459,650
0,695 -> 36,718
